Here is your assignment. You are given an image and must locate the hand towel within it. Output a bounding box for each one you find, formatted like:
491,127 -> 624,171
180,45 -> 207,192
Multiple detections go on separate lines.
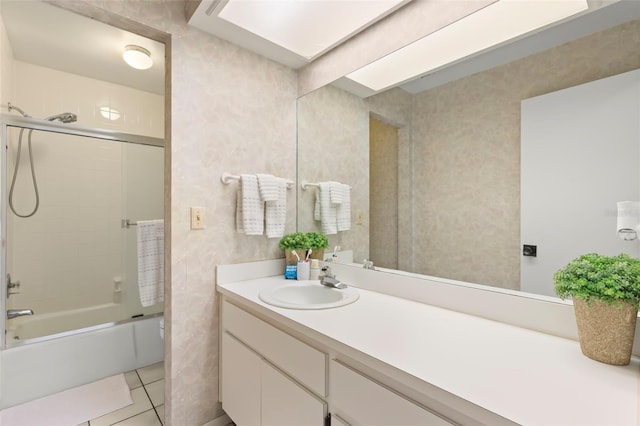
329,181 -> 344,205
336,183 -> 351,231
318,182 -> 337,235
240,174 -> 264,235
257,174 -> 279,202
314,189 -> 321,221
137,220 -> 164,308
265,177 -> 287,238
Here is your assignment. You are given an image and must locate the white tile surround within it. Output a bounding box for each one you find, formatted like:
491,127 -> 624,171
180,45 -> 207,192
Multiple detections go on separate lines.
3,60 -> 164,320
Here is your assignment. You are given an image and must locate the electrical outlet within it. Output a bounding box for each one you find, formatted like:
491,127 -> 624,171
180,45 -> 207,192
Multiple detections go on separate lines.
356,210 -> 364,225
191,207 -> 204,230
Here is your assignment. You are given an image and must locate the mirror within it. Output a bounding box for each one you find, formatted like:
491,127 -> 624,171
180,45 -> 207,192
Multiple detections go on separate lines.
297,1 -> 640,298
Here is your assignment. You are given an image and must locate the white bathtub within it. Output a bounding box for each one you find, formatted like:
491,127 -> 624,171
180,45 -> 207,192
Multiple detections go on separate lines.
6,303 -> 126,343
0,313 -> 164,409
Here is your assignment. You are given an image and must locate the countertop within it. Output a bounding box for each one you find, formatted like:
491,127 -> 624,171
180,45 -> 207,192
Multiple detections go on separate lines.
218,275 -> 640,426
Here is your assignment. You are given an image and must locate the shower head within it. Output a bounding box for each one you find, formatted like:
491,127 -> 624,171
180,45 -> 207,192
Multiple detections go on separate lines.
46,112 -> 77,123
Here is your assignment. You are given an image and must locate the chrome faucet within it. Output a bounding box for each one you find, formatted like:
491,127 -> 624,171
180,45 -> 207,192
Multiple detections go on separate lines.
320,266 -> 347,289
7,309 -> 33,319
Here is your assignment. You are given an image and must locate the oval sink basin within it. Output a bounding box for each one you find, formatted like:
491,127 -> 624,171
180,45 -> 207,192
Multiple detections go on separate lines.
259,281 -> 359,310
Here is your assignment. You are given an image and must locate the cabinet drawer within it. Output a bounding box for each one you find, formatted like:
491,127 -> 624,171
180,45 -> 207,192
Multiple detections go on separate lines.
330,360 -> 454,426
223,300 -> 326,396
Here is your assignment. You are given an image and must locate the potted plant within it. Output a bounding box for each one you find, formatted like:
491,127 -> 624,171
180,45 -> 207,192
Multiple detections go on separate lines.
305,231 -> 328,260
554,253 -> 640,365
279,232 -> 309,265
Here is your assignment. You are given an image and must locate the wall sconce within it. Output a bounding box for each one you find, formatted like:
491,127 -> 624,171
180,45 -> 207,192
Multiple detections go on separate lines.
617,201 -> 640,241
122,45 -> 153,70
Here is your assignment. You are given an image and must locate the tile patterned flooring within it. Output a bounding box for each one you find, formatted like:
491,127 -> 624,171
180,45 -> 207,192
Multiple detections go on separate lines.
78,362 -> 165,426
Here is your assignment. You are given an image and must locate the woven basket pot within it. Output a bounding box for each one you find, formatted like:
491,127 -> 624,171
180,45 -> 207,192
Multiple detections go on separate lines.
308,249 -> 324,261
573,298 -> 638,365
284,250 -> 299,265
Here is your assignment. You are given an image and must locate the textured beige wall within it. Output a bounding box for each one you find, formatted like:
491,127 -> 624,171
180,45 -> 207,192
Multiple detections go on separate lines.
411,19 -> 640,289
297,85 -> 370,262
54,1 -> 297,425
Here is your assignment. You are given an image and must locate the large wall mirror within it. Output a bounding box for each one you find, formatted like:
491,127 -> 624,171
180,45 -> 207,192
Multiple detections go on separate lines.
297,1 -> 640,299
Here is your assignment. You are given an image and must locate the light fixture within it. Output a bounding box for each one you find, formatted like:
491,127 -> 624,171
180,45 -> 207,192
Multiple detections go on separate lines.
99,106 -> 121,121
346,0 -> 589,92
122,45 -> 153,70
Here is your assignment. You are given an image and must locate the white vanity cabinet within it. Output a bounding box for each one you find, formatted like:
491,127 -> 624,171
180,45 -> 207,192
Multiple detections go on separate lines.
329,360 -> 455,426
220,300 -> 327,426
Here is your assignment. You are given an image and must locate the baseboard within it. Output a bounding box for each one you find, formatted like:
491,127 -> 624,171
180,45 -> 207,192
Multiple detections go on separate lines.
202,413 -> 232,426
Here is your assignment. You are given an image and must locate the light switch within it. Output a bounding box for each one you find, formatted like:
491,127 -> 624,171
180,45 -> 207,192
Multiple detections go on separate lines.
356,210 -> 364,225
191,207 -> 204,230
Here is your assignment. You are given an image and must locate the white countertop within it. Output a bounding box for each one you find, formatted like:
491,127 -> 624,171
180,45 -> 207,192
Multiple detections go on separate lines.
218,276 -> 640,426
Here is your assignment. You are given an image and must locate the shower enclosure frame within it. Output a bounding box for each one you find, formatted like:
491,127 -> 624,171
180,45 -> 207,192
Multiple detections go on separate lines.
0,113 -> 164,348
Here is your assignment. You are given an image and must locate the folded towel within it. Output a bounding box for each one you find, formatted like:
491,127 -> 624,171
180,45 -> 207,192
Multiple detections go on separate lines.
265,177 -> 287,238
137,220 -> 164,308
239,174 -> 264,235
314,189 -> 321,221
330,181 -> 344,205
318,182 -> 337,235
257,174 -> 279,202
336,183 -> 351,231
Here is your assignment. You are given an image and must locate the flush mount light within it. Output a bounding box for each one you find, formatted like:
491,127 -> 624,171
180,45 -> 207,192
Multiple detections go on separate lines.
122,45 -> 153,70
99,106 -> 121,121
347,0 -> 589,92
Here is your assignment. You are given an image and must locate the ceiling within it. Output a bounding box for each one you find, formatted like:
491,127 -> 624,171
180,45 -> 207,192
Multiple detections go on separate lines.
0,1 -> 165,95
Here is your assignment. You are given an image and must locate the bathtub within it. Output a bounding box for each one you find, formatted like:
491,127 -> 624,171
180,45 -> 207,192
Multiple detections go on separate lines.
6,303 -> 126,343
0,313 -> 164,409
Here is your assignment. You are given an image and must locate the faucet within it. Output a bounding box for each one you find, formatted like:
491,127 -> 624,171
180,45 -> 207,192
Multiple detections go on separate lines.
7,309 -> 33,319
320,266 -> 347,289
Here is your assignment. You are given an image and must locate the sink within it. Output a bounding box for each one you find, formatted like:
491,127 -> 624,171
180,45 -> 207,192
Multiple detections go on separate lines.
259,281 -> 359,310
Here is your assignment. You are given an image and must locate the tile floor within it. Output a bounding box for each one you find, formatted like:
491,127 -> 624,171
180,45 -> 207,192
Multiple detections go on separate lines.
78,362 -> 165,426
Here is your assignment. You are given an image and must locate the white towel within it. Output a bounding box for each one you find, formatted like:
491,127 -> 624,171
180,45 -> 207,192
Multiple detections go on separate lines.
137,220 -> 164,308
265,177 -> 287,238
336,183 -> 351,231
318,182 -> 337,235
239,174 -> 264,235
257,174 -> 279,202
329,181 -> 344,205
314,189 -> 321,221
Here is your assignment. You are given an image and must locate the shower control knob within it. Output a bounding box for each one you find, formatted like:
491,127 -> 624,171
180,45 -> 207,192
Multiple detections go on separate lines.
6,274 -> 20,299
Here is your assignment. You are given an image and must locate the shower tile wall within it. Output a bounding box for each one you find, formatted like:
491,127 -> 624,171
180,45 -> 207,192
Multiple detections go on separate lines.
6,59 -> 164,317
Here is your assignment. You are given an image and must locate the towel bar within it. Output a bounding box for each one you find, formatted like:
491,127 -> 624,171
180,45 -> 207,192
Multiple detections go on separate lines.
301,181 -> 352,191
220,172 -> 294,189
122,219 -> 138,228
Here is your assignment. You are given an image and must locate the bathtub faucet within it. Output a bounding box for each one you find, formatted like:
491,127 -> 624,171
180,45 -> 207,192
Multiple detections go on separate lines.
7,309 -> 33,319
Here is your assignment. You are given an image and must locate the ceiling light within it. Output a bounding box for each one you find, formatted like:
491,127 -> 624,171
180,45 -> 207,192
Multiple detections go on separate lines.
346,0 -> 589,92
216,0 -> 407,60
99,106 -> 121,121
122,45 -> 153,70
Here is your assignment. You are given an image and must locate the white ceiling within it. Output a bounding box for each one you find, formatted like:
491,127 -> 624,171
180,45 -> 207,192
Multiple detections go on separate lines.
0,0 -> 165,95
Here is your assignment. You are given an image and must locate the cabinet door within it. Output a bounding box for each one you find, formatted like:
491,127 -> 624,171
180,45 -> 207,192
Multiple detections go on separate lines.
221,332 -> 261,426
261,361 -> 326,426
330,360 -> 454,426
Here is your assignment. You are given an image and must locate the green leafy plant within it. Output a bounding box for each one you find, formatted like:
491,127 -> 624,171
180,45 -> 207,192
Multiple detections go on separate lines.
554,253 -> 640,307
306,231 -> 328,249
278,232 -> 309,251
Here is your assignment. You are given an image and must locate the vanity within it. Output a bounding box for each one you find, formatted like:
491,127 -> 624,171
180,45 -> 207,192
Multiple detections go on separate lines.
217,260 -> 640,426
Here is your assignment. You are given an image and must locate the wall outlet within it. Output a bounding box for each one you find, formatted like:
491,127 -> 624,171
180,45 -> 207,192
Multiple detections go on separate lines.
191,207 -> 204,230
